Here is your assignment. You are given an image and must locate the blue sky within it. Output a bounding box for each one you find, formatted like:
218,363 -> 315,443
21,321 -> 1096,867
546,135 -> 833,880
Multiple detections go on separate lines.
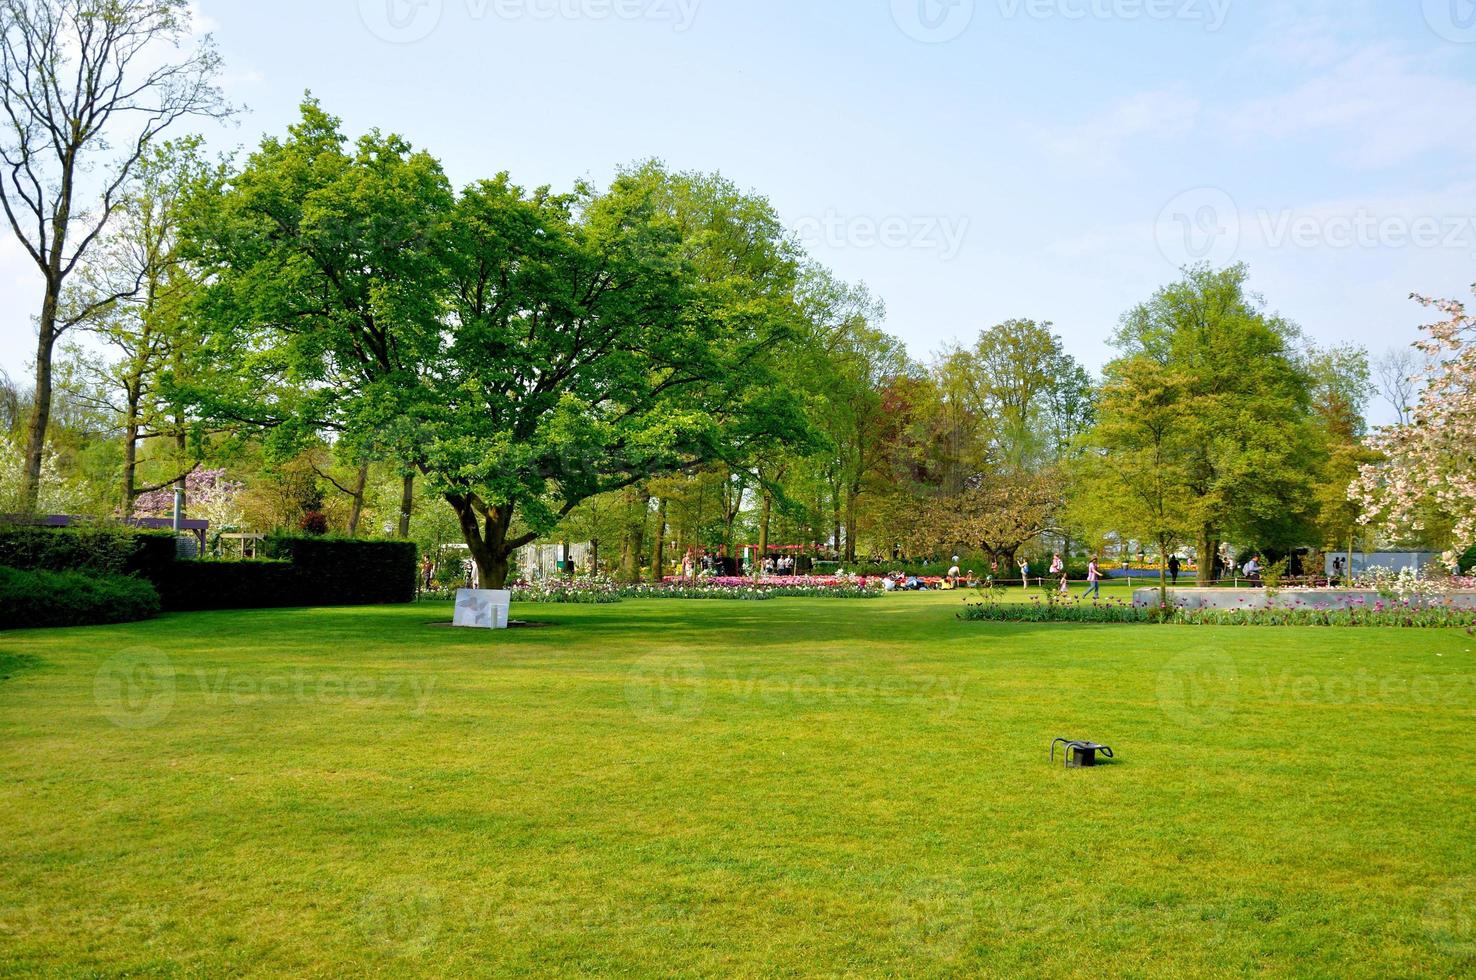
4,0 -> 1475,423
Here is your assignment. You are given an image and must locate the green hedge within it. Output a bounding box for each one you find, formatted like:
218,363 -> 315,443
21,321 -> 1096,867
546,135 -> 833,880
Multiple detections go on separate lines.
0,524 -> 176,580
157,539 -> 416,611
0,566 -> 160,630
262,536 -> 417,605
154,560 -> 299,612
0,525 -> 416,613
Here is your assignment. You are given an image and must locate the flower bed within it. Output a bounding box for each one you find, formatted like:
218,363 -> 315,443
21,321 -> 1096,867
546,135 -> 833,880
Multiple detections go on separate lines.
961,595 -> 1476,629
632,583 -> 881,601
418,576 -> 882,605
512,578 -> 622,604
663,575 -> 882,590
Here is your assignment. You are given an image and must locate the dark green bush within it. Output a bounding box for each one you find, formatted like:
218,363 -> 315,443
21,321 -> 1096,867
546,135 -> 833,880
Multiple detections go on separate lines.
0,566 -> 160,630
0,524 -> 176,580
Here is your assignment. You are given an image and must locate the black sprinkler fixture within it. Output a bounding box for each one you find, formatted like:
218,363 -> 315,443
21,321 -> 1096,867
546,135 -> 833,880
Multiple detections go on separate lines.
1051,738 -> 1114,768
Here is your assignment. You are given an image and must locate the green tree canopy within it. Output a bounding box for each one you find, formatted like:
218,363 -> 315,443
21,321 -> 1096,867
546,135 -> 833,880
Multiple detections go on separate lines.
181,102 -> 814,586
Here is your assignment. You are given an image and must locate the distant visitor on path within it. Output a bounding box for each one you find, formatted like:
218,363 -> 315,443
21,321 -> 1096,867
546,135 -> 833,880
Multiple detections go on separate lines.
1168,554 -> 1181,585
1019,557 -> 1031,589
1082,557 -> 1102,600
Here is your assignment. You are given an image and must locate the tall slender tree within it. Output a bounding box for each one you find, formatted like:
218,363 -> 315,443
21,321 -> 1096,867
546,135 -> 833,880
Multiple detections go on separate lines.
0,0 -> 227,510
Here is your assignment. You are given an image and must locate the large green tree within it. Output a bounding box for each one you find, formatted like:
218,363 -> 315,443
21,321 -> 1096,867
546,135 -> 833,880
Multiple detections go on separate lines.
1110,264 -> 1322,584
183,104 -> 812,587
1072,357 -> 1192,603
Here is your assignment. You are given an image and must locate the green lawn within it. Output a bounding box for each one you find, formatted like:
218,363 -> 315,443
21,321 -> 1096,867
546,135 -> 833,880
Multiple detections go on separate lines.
2,592 -> 1474,976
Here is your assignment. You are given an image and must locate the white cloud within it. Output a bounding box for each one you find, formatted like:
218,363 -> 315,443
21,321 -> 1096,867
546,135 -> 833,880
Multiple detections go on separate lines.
1039,90 -> 1200,172
1226,43 -> 1476,168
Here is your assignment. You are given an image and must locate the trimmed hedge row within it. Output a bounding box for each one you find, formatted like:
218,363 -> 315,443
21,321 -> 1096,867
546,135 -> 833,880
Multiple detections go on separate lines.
0,525 -> 417,615
261,536 -> 417,605
0,566 -> 161,630
153,559 -> 299,612
0,525 -> 175,580
154,539 -> 416,611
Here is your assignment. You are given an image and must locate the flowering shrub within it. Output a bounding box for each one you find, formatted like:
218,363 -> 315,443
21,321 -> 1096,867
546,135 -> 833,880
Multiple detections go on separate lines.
135,469 -> 246,530
297,511 -> 329,536
1353,566 -> 1459,602
1352,289 -> 1476,572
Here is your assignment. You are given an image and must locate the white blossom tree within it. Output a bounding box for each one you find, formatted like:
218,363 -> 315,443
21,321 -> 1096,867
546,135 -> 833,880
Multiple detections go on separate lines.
1352,288 -> 1476,570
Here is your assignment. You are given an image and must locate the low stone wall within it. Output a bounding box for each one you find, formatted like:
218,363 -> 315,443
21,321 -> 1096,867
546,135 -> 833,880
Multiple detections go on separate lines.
1132,588 -> 1476,611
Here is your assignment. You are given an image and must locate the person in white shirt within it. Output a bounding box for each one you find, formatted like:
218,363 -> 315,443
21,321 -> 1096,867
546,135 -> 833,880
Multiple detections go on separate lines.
947,558 -> 962,585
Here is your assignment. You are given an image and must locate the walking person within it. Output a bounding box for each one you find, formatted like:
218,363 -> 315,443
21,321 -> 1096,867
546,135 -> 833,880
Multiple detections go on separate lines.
1082,556 -> 1102,600
1018,557 -> 1031,590
1050,553 -> 1067,593
1168,554 -> 1181,586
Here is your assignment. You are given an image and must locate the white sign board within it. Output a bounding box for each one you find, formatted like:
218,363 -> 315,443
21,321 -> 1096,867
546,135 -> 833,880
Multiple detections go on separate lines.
453,589 -> 511,630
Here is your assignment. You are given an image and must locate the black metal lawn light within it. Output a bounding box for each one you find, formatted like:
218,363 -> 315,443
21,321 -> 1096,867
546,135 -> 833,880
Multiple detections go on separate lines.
1050,738 -> 1114,768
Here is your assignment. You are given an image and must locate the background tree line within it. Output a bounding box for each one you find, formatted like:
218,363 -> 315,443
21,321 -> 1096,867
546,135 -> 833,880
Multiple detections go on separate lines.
4,3 -> 1469,587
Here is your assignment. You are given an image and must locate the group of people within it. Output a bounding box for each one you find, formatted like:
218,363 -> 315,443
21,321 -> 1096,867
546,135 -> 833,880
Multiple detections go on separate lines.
759,555 -> 799,575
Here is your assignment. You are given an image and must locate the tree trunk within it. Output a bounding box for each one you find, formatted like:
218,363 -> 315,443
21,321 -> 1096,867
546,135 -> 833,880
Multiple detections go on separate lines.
650,497 -> 668,582
448,494 -> 514,589
346,462 -> 370,536
397,471 -> 415,538
843,484 -> 860,563
1158,535 -> 1171,607
18,283 -> 60,513
756,490 -> 772,578
1196,526 -> 1217,587
620,488 -> 650,583
120,387 -> 142,518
